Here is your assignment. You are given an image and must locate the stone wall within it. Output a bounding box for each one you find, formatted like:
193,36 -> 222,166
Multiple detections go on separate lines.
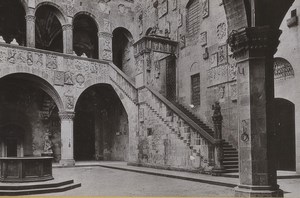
275,0 -> 300,173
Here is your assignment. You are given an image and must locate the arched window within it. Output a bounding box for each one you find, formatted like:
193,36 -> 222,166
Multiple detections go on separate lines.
0,0 -> 26,45
112,27 -> 134,77
186,0 -> 200,36
35,5 -> 63,53
73,14 -> 98,59
274,57 -> 295,81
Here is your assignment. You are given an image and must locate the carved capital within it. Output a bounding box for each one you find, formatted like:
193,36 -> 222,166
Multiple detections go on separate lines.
59,111 -> 75,120
98,32 -> 113,38
62,24 -> 73,31
227,26 -> 282,58
25,15 -> 36,22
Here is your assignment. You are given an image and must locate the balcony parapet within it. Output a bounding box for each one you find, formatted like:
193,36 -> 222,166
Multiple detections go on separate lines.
0,43 -> 138,104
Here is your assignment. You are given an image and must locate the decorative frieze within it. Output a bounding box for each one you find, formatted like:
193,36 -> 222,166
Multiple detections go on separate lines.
133,36 -> 177,56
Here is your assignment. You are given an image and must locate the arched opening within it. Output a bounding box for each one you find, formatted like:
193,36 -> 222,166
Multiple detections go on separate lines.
74,84 -> 129,161
112,27 -> 134,78
0,0 -> 26,45
35,5 -> 63,53
273,98 -> 296,171
0,74 -> 61,162
73,14 -> 99,59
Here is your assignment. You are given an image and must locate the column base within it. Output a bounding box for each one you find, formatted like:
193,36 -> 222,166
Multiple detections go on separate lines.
235,185 -> 283,197
211,166 -> 226,176
59,159 -> 75,167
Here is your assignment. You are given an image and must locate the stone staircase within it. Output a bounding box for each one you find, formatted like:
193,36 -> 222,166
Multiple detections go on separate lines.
171,101 -> 239,173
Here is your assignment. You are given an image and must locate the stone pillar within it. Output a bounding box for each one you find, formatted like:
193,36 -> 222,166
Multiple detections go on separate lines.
62,24 -> 73,54
98,32 -> 112,61
228,26 -> 283,197
59,111 -> 75,166
211,102 -> 225,176
25,8 -> 35,48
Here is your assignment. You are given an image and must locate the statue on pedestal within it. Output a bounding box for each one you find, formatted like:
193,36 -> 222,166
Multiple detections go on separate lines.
42,131 -> 53,156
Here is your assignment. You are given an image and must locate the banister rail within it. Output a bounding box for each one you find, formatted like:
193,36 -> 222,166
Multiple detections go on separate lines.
145,85 -> 216,144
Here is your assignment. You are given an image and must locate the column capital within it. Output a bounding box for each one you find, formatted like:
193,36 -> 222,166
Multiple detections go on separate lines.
62,24 -> 73,31
59,111 -> 75,120
227,26 -> 282,58
25,15 -> 36,22
98,32 -> 113,38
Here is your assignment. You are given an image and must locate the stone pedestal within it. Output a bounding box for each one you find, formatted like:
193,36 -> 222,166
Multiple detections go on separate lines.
25,9 -> 35,48
63,24 -> 73,54
228,26 -> 282,197
98,32 -> 112,61
59,111 -> 75,166
211,102 -> 225,176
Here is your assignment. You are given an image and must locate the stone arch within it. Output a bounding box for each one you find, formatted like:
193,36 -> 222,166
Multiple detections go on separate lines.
112,27 -> 135,76
73,11 -> 99,58
73,11 -> 100,32
35,1 -> 67,25
73,83 -> 132,161
0,73 -> 64,112
112,27 -> 134,43
75,83 -> 132,118
190,62 -> 200,74
223,0 -> 294,33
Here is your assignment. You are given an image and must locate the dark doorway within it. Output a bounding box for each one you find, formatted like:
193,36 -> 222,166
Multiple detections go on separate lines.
74,84 -> 129,161
274,98 -> 296,171
74,111 -> 95,160
166,55 -> 176,101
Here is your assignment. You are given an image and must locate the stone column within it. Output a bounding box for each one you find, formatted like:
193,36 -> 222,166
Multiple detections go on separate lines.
59,111 -> 75,166
211,102 -> 225,176
62,24 -> 73,54
25,8 -> 36,48
98,32 -> 112,61
228,26 -> 283,197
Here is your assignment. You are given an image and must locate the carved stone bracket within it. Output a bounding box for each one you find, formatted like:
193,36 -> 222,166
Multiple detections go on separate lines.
59,111 -> 75,121
227,26 -> 282,58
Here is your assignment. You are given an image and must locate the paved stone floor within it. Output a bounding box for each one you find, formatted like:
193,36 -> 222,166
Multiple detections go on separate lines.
45,166 -> 235,196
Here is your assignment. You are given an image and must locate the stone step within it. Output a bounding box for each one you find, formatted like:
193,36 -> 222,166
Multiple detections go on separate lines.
223,161 -> 238,165
223,164 -> 239,169
0,180 -> 81,196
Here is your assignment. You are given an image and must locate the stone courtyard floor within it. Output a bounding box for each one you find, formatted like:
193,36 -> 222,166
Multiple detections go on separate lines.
38,161 -> 300,197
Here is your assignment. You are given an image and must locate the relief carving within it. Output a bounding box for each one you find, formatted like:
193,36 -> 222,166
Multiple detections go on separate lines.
76,73 -> 85,86
54,71 -> 65,86
64,71 -> 74,85
17,51 -> 27,64
46,54 -> 57,70
7,49 -> 16,64
200,31 -> 207,46
210,53 -> 218,68
217,22 -> 227,41
202,0 -> 209,18
228,63 -> 237,81
218,44 -> 228,65
35,53 -> 44,67
103,19 -> 111,33
158,0 -> 168,18
0,50 -> 7,63
27,52 -> 33,66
